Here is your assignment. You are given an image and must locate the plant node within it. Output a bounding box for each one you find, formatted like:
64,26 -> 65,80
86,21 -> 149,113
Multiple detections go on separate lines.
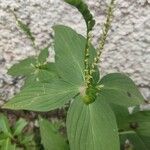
79,85 -> 98,105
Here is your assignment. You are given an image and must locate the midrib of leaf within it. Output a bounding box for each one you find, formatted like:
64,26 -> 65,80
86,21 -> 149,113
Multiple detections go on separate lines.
5,138 -> 9,150
1,120 -> 9,135
38,92 -> 74,106
9,89 -> 76,105
71,105 -> 99,150
74,105 -> 84,150
1,119 -> 11,138
78,106 -> 88,150
13,87 -> 76,96
89,106 -> 95,150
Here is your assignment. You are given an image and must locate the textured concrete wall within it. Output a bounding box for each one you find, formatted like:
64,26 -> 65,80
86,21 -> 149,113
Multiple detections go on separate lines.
0,0 -> 150,104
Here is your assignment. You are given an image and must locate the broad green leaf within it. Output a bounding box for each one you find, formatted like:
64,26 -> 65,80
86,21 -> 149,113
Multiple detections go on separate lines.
12,118 -> 27,136
0,138 -> 16,150
54,25 -> 99,86
3,79 -> 78,111
64,0 -> 95,32
38,47 -> 49,63
8,57 -> 36,77
39,117 -> 69,150
0,114 -> 12,138
67,96 -> 120,150
112,104 -> 150,149
99,73 -> 144,106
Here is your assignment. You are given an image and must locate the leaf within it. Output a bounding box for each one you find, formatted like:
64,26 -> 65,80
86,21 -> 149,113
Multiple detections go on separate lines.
0,114 -> 12,138
0,138 -> 16,150
12,118 -> 27,136
120,131 -> 149,150
24,66 -> 57,85
64,0 -> 95,32
38,47 -> 49,63
20,134 -> 34,145
39,117 -> 69,150
0,140 -> 5,146
3,79 -> 78,111
99,73 -> 144,106
111,104 -> 130,130
18,133 -> 36,149
8,57 -> 36,77
67,96 -> 120,150
111,104 -> 150,149
54,25 -> 98,86
8,57 -> 58,85
0,133 -> 8,146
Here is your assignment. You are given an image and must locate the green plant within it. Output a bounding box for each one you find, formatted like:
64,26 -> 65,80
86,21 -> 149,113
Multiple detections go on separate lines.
0,114 -> 35,149
1,0 -> 150,149
39,116 -> 69,150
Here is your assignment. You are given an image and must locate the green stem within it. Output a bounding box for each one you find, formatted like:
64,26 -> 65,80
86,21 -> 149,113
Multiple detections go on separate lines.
84,28 -> 94,88
10,9 -> 39,57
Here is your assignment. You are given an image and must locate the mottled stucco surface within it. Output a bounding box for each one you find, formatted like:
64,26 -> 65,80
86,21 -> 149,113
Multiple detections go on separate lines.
0,0 -> 150,104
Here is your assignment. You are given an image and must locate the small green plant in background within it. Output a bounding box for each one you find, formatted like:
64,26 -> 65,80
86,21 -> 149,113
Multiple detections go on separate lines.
1,0 -> 150,149
0,114 -> 35,149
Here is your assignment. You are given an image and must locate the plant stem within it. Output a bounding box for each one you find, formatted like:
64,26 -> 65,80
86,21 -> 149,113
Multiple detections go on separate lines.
84,30 -> 91,88
9,9 -> 39,56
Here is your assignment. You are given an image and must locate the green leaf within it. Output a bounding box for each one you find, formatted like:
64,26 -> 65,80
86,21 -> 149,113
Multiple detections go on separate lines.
54,25 -> 98,86
111,104 -> 150,149
20,134 -> 34,145
38,47 -> 49,63
3,79 -> 78,111
8,57 -> 58,85
8,57 -> 36,77
39,117 -> 69,150
0,114 -> 12,138
67,96 -> 120,150
12,118 -> 27,136
18,133 -> 36,149
99,73 -> 144,106
64,0 -> 95,32
24,65 -> 57,85
120,131 -> 149,150
110,104 -> 130,130
0,140 -> 5,146
0,133 -> 8,146
0,138 -> 16,150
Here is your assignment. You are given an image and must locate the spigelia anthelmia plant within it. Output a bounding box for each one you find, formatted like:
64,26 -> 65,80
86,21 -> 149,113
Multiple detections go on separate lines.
1,0 -> 150,149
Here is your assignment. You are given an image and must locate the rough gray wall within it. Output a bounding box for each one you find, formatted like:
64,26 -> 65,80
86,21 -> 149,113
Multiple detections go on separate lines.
0,0 -> 150,104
